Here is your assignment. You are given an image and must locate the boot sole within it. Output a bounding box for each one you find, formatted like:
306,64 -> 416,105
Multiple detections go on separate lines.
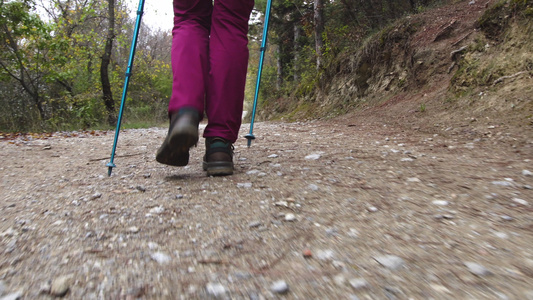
203,161 -> 234,176
156,126 -> 198,167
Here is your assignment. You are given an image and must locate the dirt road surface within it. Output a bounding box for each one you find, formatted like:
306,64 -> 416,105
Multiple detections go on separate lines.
1,118 -> 532,299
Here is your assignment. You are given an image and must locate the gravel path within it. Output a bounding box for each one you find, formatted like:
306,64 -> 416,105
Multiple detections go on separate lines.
1,120 -> 532,299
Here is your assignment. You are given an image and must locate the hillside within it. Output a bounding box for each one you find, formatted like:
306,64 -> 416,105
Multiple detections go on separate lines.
262,0 -> 532,140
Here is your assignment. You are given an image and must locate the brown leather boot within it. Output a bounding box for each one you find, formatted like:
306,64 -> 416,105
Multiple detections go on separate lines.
203,137 -> 234,176
156,108 -> 199,166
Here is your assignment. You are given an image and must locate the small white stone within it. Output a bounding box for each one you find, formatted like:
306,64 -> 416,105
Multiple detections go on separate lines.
522,170 -> 533,176
407,177 -> 421,183
284,214 -> 297,222
274,201 -> 288,207
268,154 -> 279,158
464,262 -> 491,276
0,291 -> 23,300
206,283 -> 226,297
270,280 -> 289,294
127,226 -> 140,233
148,242 -> 160,250
367,206 -> 378,212
334,274 -> 346,286
151,252 -> 171,264
513,198 -> 529,206
494,232 -> 508,239
305,154 -> 321,160
316,250 -> 335,261
149,206 -> 164,214
349,278 -> 368,290
492,181 -> 513,187
308,184 -> 319,191
374,255 -> 405,270
432,200 -> 449,206
51,274 -> 73,297
237,182 -> 252,188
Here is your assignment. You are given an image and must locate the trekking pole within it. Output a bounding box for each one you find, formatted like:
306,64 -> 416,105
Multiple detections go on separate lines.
245,0 -> 273,148
106,0 -> 145,176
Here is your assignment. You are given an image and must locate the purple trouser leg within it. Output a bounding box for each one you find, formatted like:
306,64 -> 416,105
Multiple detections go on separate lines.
170,0 -> 254,143
169,0 -> 212,116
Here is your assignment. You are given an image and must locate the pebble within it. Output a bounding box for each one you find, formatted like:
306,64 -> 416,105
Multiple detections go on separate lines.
432,200 -> 449,206
464,262 -> 491,276
206,283 -> 226,298
367,206 -> 378,212
284,214 -> 297,222
522,170 -> 532,176
127,226 -> 140,233
349,278 -> 368,290
316,250 -> 335,261
50,274 -> 73,297
0,291 -> 23,300
334,274 -> 346,286
374,255 -> 405,270
237,182 -> 252,188
136,185 -> 146,192
401,158 -> 414,162
270,280 -> 289,294
149,206 -> 165,214
150,252 -> 171,265
492,181 -> 513,187
512,198 -> 529,206
494,232 -> 508,239
268,154 -> 279,158
305,154 -> 321,160
303,249 -> 312,258
501,215 -> 513,221
308,184 -> 319,191
248,221 -> 262,228
274,201 -> 289,207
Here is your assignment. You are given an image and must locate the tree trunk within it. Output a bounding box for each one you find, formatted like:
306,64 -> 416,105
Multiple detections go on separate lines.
276,45 -> 283,91
314,0 -> 324,70
101,0 -> 117,126
294,23 -> 300,82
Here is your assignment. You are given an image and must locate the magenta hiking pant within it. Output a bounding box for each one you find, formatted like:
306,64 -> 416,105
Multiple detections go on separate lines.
170,0 -> 254,143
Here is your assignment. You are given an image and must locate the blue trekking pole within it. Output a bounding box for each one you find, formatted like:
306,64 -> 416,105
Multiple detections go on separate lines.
107,0 -> 145,176
245,0 -> 273,148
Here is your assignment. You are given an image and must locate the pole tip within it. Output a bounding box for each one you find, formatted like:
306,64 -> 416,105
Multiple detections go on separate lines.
106,162 -> 116,177
244,133 -> 255,148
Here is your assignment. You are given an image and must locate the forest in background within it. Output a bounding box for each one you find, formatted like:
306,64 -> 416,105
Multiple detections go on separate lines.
1,0 -> 530,132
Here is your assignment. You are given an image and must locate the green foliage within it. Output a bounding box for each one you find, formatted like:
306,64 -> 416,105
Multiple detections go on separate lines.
0,0 -> 173,132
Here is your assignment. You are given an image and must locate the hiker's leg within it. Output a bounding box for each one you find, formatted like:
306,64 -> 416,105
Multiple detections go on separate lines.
168,0 -> 213,116
204,0 -> 254,142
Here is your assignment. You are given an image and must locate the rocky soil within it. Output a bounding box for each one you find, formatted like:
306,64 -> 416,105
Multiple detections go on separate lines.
1,116 -> 532,299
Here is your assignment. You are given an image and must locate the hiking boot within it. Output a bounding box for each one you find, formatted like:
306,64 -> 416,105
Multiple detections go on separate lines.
156,108 -> 199,166
203,137 -> 234,176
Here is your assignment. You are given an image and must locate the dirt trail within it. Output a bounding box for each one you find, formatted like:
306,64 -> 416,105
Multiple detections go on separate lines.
1,118 -> 532,299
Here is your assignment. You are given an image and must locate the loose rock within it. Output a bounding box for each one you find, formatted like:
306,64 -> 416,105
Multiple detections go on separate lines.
374,255 -> 405,270
0,291 -> 23,300
305,154 -> 321,160
50,275 -> 73,297
151,252 -> 171,265
349,278 -> 369,290
464,262 -> 491,276
270,280 -> 289,294
284,213 -> 297,222
206,283 -> 226,298
512,198 -> 529,206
